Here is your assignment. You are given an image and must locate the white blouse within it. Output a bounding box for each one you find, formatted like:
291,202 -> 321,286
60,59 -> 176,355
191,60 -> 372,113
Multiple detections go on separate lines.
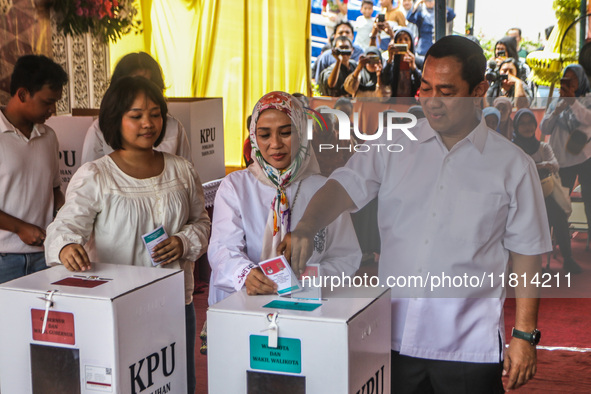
207,169 -> 361,306
81,115 -> 192,164
46,153 -> 210,304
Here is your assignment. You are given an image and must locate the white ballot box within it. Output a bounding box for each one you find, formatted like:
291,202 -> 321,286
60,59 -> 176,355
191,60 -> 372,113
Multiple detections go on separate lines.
207,287 -> 391,394
0,262 -> 186,394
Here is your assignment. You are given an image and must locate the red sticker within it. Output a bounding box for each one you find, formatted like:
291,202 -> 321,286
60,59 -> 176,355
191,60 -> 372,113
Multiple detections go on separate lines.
31,309 -> 76,345
52,277 -> 108,288
259,257 -> 287,275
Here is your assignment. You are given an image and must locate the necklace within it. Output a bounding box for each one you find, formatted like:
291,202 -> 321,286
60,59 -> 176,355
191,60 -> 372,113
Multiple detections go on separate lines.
290,180 -> 304,210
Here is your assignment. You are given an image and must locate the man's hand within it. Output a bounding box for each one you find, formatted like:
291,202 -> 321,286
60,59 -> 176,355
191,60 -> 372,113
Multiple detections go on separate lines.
504,338 -> 537,390
331,48 -> 343,62
278,229 -> 314,277
152,236 -> 184,265
245,268 -> 278,295
16,222 -> 46,246
59,243 -> 91,272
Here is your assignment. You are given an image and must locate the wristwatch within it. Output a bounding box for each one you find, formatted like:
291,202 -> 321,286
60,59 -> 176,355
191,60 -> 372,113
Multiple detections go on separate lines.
511,327 -> 541,346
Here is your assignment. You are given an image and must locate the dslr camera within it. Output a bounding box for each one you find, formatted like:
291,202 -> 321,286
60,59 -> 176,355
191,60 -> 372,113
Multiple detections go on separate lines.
335,48 -> 352,56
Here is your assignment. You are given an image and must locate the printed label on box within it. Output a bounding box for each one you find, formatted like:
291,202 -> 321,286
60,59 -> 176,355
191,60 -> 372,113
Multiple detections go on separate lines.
31,309 -> 75,345
250,335 -> 301,374
85,365 -> 113,392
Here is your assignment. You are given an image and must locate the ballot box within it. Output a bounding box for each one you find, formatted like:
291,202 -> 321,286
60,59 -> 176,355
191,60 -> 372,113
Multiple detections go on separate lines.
0,262 -> 186,394
207,287 -> 391,394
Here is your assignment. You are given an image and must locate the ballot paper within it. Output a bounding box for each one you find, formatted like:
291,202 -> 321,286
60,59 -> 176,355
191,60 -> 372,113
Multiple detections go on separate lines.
141,225 -> 169,266
258,255 -> 302,295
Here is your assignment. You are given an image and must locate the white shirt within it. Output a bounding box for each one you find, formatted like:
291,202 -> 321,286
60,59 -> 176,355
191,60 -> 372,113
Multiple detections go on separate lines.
81,115 -> 192,164
331,117 -> 551,363
0,110 -> 61,253
540,99 -> 591,168
45,153 -> 210,303
208,169 -> 361,306
354,15 -> 374,50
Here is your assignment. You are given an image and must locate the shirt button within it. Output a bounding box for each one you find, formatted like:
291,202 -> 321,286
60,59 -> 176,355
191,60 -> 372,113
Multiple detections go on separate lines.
439,185 -> 444,190
432,212 -> 436,217
418,268 -> 422,273
425,239 -> 429,245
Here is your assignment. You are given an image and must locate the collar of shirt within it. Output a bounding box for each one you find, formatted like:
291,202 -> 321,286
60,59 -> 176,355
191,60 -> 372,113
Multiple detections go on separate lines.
415,115 -> 489,154
0,107 -> 45,140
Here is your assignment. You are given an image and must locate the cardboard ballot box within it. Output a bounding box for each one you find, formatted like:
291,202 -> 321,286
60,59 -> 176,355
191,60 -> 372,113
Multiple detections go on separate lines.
207,287 -> 391,394
0,263 -> 186,394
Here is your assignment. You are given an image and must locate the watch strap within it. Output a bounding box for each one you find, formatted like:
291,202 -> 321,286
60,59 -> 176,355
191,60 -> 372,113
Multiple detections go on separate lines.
511,327 -> 541,345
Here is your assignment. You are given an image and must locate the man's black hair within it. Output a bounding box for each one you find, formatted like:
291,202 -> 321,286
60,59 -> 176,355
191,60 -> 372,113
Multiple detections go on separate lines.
10,55 -> 68,96
424,35 -> 486,92
507,27 -> 522,38
99,76 -> 168,151
111,52 -> 165,92
334,21 -> 355,36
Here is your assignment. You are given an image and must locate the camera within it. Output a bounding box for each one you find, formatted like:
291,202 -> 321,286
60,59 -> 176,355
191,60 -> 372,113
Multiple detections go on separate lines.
366,55 -> 381,64
392,43 -> 408,54
376,14 -> 385,23
485,61 -> 508,84
497,50 -> 506,58
335,48 -> 352,56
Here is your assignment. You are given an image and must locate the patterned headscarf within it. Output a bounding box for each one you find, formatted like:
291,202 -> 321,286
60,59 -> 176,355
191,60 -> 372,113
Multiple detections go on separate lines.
248,91 -> 319,260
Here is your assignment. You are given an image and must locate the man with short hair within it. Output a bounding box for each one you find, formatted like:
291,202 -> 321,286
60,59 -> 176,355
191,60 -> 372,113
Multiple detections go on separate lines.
285,36 -> 550,392
314,21 -> 364,82
319,36 -> 358,97
0,54 -> 68,284
507,27 -> 528,60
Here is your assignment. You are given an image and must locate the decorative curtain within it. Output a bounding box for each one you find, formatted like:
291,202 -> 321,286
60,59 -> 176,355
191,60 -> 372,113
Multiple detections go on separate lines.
110,0 -> 311,167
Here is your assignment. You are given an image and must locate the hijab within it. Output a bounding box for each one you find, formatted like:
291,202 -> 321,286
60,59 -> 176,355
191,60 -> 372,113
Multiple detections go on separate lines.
483,107 -> 501,130
552,64 -> 591,134
391,28 -> 417,97
496,36 -> 519,61
563,64 -> 590,97
512,108 -> 540,155
248,91 -> 320,260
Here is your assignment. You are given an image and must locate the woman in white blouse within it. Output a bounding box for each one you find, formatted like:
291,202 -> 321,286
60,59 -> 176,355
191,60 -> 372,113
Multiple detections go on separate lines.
208,91 -> 360,305
45,76 -> 210,394
81,52 -> 192,164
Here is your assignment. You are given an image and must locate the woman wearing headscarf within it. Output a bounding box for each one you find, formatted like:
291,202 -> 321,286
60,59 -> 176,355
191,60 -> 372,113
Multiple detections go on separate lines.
513,109 -> 581,273
381,27 -> 422,98
208,92 -> 360,304
494,96 -> 514,140
541,64 -> 591,240
483,106 -> 501,131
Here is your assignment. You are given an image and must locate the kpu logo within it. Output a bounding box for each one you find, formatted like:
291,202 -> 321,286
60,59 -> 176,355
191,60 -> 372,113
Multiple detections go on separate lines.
307,107 -> 418,153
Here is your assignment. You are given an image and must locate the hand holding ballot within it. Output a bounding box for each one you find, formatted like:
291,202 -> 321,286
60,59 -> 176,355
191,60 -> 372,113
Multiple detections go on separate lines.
245,267 -> 278,296
150,235 -> 184,265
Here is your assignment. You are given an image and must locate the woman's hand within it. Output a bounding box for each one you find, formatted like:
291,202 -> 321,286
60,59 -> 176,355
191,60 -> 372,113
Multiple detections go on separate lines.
245,268 -> 278,295
152,236 -> 184,265
59,243 -> 91,272
404,50 -> 417,70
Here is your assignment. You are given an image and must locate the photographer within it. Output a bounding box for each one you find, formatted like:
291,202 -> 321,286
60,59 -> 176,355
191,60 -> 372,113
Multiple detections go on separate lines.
319,36 -> 358,97
381,27 -> 421,98
344,46 -> 389,98
486,58 -> 532,110
492,36 -> 529,80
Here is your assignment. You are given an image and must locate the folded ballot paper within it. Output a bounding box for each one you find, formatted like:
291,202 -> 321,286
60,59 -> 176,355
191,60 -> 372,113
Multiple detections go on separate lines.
258,255 -> 302,295
141,225 -> 169,266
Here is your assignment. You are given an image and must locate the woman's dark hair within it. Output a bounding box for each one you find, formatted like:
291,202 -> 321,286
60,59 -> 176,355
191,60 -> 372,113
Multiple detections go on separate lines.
495,36 -> 519,61
110,52 -> 165,92
99,76 -> 168,150
10,55 -> 68,96
500,57 -> 521,77
425,35 -> 486,93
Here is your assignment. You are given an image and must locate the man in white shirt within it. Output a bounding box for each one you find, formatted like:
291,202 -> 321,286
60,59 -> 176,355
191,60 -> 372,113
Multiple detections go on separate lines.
0,55 -> 67,284
284,36 -> 551,392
